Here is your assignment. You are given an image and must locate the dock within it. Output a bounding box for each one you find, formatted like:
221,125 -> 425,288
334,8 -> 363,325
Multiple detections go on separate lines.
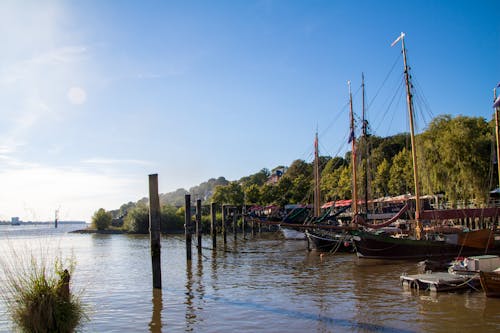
400,272 -> 480,292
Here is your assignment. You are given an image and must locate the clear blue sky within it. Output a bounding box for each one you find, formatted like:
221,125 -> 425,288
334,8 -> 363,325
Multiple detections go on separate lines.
0,0 -> 498,221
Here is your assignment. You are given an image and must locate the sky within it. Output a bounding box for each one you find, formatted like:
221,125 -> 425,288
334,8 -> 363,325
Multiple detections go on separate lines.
0,0 -> 498,222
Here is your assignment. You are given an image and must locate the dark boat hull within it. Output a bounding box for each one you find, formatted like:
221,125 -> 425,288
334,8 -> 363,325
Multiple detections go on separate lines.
352,231 -> 500,260
305,230 -> 354,253
479,271 -> 500,297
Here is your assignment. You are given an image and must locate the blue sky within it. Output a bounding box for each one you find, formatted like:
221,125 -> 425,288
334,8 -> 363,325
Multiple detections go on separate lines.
0,0 -> 498,221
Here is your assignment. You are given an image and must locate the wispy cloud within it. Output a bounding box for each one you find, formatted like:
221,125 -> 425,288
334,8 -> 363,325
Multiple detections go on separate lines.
83,158 -> 154,166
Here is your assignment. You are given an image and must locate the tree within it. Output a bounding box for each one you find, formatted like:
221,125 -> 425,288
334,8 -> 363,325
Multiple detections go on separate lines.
123,204 -> 149,233
244,184 -> 261,204
211,182 -> 244,205
388,148 -> 413,196
91,208 -> 112,230
160,204 -> 184,232
372,159 -> 391,197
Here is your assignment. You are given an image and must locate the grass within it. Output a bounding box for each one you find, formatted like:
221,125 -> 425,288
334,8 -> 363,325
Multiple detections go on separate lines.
0,245 -> 88,332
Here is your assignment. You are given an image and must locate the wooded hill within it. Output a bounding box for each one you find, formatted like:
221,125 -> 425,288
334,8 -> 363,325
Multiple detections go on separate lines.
111,114 -> 496,219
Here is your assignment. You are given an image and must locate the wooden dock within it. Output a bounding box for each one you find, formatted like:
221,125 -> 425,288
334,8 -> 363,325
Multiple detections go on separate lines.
400,272 -> 480,292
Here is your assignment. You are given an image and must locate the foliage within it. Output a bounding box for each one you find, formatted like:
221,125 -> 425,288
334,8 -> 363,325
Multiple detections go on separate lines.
212,182 -> 244,205
91,208 -> 112,230
111,114 -> 495,212
160,204 -> 184,232
388,148 -> 414,195
123,203 -> 150,233
0,250 -> 87,333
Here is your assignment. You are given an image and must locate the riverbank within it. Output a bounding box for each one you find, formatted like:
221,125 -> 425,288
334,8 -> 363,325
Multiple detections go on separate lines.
71,228 -> 127,234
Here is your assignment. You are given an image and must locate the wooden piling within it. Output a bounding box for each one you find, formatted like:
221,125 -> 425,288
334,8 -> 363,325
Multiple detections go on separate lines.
242,205 -> 246,238
210,202 -> 217,249
222,204 -> 227,245
149,174 -> 162,289
185,194 -> 192,261
196,199 -> 202,255
233,207 -> 237,240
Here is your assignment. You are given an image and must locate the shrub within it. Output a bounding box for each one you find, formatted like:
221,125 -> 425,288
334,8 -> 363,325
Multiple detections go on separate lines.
0,251 -> 87,332
91,208 -> 112,230
123,204 -> 149,233
160,204 -> 184,233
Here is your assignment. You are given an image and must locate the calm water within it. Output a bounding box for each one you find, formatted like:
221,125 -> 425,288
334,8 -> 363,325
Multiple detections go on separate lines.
0,224 -> 499,332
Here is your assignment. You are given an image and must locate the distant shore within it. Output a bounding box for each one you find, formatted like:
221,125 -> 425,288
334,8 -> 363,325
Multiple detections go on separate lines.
0,221 -> 87,226
71,228 -> 127,234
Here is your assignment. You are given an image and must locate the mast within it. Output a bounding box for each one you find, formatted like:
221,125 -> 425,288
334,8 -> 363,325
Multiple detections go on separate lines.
313,132 -> 321,217
362,73 -> 369,216
394,32 -> 423,239
494,87 -> 500,188
349,81 -> 358,217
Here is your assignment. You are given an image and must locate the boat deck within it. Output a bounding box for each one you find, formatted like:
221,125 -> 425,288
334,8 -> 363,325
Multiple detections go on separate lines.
400,272 -> 480,292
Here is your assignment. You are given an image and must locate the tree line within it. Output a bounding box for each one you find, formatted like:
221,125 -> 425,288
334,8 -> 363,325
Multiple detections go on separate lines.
92,114 -> 496,232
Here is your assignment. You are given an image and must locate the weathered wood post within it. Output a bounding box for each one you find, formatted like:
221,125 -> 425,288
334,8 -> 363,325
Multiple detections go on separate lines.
185,194 -> 192,261
222,204 -> 227,245
196,199 -> 202,255
242,205 -> 246,239
210,202 -> 217,249
233,207 -> 237,240
149,174 -> 162,289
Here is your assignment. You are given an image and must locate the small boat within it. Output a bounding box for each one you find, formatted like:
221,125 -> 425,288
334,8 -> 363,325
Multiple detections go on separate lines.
479,269 -> 500,297
305,229 -> 353,252
280,227 -> 306,240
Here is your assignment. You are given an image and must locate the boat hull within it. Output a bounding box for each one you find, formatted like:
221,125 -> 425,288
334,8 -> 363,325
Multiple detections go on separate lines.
280,227 -> 306,240
353,231 -> 500,260
305,230 -> 354,253
479,271 -> 500,297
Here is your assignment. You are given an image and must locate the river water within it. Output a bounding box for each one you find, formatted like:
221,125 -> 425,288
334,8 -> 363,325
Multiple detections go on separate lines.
0,224 -> 499,332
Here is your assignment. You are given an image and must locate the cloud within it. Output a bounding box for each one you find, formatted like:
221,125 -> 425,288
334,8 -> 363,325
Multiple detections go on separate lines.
83,158 -> 154,166
0,164 -> 143,222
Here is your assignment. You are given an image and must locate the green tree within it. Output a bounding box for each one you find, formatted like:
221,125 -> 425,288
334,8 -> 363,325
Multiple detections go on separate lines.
244,184 -> 261,204
160,204 -> 184,232
373,159 -> 391,197
211,182 -> 244,205
123,204 -> 149,233
91,208 -> 112,230
388,148 -> 413,196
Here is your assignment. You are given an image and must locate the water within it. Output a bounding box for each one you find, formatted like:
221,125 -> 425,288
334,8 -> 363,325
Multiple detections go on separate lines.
0,225 -> 499,332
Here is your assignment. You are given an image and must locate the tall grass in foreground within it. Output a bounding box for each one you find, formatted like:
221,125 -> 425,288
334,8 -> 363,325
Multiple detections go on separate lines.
0,245 -> 88,332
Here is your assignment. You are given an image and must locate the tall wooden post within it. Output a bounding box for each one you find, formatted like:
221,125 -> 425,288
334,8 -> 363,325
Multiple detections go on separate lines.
242,205 -> 246,239
185,194 -> 192,261
196,199 -> 202,255
222,205 -> 227,245
210,202 -> 217,249
233,207 -> 237,240
149,174 -> 162,289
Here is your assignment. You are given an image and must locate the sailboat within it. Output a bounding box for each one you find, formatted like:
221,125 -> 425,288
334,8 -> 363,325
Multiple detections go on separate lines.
352,33 -> 500,260
304,84 -> 356,253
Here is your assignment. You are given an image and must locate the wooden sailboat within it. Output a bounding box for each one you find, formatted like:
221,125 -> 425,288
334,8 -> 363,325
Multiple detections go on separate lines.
352,33 -> 500,260
304,84 -> 356,253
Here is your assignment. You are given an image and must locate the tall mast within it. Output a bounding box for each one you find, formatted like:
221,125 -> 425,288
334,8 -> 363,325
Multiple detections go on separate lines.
394,32 -> 423,239
313,132 -> 321,217
494,87 -> 500,188
349,81 -> 358,217
362,73 -> 369,215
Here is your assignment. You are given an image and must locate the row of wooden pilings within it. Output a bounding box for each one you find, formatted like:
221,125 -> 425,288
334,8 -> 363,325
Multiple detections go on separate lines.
148,174 -> 263,289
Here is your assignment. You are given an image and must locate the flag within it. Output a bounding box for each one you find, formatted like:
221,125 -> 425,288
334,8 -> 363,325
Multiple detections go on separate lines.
348,129 -> 355,143
494,96 -> 500,109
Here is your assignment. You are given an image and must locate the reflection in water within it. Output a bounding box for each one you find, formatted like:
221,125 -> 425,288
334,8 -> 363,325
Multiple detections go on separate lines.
1,228 -> 499,333
185,259 -> 196,331
149,289 -> 163,333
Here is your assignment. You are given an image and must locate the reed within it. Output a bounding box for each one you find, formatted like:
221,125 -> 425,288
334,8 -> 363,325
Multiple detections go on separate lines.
0,246 -> 87,332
